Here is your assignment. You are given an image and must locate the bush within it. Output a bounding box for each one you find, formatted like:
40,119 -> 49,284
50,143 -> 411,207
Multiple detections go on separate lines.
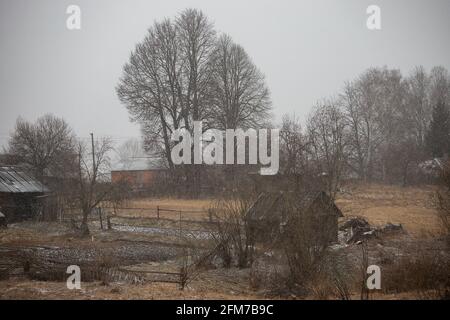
210,195 -> 255,268
436,161 -> 450,242
383,253 -> 450,299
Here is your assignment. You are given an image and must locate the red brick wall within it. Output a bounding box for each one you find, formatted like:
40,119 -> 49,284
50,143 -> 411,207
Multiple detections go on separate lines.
111,170 -> 157,190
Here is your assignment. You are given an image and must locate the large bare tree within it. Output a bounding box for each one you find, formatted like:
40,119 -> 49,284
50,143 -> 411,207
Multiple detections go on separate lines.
117,9 -> 272,196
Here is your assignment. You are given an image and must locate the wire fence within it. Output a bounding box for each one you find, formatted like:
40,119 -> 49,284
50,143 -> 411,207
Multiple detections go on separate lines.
59,205 -> 219,242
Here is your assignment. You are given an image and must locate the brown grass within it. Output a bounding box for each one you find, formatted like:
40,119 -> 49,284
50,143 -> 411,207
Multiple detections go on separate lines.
336,183 -> 441,237
118,184 -> 442,237
114,184 -> 442,236
110,198 -> 215,220
0,268 -> 261,300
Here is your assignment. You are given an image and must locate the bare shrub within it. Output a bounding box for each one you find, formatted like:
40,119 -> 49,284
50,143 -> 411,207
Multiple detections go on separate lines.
359,242 -> 370,300
249,246 -> 354,299
278,203 -> 330,296
178,246 -> 210,290
383,253 -> 450,299
178,243 -> 229,290
210,195 -> 255,268
436,161 -> 450,242
74,137 -> 114,235
102,180 -> 132,213
318,251 -> 354,300
91,252 -> 120,286
332,272 -> 352,300
249,257 -> 292,296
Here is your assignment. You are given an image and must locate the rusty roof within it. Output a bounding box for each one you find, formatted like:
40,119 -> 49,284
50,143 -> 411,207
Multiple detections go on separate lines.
0,166 -> 49,193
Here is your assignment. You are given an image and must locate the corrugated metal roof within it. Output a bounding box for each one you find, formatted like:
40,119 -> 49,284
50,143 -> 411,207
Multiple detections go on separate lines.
0,166 -> 49,193
111,158 -> 166,172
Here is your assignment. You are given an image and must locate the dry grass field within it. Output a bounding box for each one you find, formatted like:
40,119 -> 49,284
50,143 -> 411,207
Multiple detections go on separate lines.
111,198 -> 215,221
336,183 -> 442,237
119,184 -> 443,237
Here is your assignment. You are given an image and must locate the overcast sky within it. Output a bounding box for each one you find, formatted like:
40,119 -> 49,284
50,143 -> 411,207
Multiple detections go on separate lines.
1,0 -> 449,148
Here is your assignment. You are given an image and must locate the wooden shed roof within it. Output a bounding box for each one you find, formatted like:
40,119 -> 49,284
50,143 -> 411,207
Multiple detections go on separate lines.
246,191 -> 343,221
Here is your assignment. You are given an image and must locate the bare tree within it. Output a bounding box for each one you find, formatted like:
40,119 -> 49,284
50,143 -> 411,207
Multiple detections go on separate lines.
341,69 -> 388,182
279,114 -> 311,191
8,114 -> 76,178
176,9 -> 217,195
75,137 -> 114,235
280,114 -> 305,174
114,138 -> 145,170
342,66 -> 426,184
429,66 -> 450,110
210,195 -> 255,268
405,66 -> 432,149
342,81 -> 369,181
307,101 -> 347,199
117,9 -> 271,196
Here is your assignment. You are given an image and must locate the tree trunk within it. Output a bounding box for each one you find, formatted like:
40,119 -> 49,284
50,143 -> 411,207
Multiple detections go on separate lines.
80,209 -> 90,236
402,162 -> 409,187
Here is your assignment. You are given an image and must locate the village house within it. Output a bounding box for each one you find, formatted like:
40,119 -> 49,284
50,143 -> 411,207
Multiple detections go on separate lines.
0,166 -> 49,222
245,191 -> 343,245
111,158 -> 167,192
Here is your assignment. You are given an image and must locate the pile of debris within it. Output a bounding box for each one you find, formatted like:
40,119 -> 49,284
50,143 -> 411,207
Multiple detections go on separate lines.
339,217 -> 403,244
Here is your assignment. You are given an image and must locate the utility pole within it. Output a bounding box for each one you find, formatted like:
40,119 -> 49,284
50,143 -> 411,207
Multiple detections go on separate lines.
90,133 -> 96,181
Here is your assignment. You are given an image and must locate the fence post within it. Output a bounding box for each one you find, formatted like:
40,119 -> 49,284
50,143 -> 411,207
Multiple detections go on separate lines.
157,206 -> 160,219
98,208 -> 103,230
179,210 -> 182,239
107,214 -> 111,230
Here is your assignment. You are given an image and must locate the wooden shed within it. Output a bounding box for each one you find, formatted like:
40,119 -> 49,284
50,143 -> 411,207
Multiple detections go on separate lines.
245,191 -> 343,245
0,166 -> 49,222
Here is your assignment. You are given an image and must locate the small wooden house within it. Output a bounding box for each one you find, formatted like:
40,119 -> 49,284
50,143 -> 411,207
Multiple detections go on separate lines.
245,191 -> 343,245
0,166 -> 49,222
